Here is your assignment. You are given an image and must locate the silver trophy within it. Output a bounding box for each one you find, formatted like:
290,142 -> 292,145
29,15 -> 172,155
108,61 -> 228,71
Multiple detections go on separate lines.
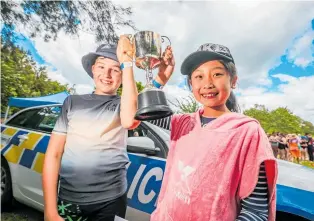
128,31 -> 173,121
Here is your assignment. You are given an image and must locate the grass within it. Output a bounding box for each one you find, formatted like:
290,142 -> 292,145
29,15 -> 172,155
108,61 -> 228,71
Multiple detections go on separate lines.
300,160 -> 314,169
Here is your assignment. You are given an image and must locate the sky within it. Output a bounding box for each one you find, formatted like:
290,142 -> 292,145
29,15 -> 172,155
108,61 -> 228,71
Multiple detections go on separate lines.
6,1 -> 314,123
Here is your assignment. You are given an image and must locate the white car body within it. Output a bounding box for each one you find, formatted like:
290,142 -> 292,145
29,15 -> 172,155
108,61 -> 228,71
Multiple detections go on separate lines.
1,104 -> 314,220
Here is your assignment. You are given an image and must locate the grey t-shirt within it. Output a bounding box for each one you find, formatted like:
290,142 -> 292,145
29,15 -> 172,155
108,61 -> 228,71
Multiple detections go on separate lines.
53,94 -> 129,205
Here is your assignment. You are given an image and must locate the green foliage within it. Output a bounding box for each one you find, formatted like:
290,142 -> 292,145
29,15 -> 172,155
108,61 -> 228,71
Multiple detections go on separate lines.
300,120 -> 314,135
117,81 -> 145,96
1,1 -> 136,44
244,104 -> 314,135
169,94 -> 200,114
243,104 -> 270,130
1,43 -> 68,113
301,161 -> 314,169
168,99 -> 313,134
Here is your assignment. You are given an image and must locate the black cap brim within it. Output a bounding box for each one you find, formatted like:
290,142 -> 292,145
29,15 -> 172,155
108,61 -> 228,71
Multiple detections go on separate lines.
181,51 -> 234,76
82,51 -> 118,78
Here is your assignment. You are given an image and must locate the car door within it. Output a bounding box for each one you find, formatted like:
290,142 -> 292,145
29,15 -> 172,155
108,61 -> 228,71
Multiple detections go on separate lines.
3,105 -> 61,209
125,123 -> 168,220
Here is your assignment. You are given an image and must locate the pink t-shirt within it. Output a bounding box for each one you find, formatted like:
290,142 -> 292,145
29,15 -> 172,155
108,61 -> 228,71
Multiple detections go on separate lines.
151,110 -> 277,221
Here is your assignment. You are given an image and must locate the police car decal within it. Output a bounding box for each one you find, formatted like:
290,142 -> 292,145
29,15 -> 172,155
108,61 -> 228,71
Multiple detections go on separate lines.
1,125 -> 314,220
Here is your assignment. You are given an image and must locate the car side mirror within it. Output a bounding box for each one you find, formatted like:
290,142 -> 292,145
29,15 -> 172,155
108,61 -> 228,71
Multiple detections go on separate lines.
127,136 -> 160,155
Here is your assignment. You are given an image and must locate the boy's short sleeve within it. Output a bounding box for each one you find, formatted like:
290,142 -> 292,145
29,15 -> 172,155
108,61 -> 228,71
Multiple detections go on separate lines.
52,96 -> 71,135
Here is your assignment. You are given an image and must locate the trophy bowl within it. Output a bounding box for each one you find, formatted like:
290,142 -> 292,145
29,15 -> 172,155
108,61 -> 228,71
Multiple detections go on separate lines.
130,31 -> 173,121
133,31 -> 162,70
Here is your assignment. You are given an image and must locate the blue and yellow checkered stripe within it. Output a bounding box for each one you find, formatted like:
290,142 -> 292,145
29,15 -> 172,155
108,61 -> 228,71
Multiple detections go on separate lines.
1,126 -> 49,174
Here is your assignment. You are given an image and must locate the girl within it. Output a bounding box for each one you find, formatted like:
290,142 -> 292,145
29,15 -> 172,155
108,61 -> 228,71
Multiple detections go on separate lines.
285,134 -> 290,160
306,133 -> 313,161
150,43 -> 277,221
300,136 -> 308,161
287,134 -> 301,163
269,133 -> 279,158
278,133 -> 287,160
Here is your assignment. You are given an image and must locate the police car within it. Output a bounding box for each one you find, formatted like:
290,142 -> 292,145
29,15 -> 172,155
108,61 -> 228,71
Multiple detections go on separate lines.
1,104 -> 314,221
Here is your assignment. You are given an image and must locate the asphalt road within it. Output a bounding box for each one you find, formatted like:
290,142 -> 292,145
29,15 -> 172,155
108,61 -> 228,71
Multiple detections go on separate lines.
1,202 -> 44,221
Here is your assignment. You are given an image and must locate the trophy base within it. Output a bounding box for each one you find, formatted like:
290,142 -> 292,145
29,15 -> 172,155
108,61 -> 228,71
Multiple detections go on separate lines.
135,89 -> 173,121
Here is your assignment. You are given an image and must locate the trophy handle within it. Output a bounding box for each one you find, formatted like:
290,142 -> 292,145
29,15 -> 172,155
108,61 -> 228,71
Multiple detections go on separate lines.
161,36 -> 171,46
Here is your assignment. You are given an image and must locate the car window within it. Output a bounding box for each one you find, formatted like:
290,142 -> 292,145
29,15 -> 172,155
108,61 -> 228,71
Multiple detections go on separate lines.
6,108 -> 41,129
36,106 -> 62,133
128,123 -> 167,158
6,106 -> 62,133
128,125 -> 148,138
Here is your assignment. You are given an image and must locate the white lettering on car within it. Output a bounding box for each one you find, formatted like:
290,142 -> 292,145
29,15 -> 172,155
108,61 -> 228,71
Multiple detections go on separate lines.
127,164 -> 146,199
138,167 -> 163,204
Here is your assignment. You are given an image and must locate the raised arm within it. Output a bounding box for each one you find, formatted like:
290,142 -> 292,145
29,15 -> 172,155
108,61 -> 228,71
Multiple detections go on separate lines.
153,46 -> 175,87
117,35 -> 140,129
148,46 -> 175,129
